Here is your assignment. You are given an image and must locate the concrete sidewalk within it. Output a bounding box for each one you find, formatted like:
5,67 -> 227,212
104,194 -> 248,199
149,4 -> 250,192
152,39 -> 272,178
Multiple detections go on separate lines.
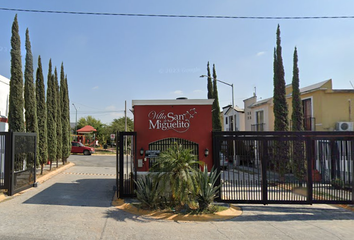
0,158 -> 354,240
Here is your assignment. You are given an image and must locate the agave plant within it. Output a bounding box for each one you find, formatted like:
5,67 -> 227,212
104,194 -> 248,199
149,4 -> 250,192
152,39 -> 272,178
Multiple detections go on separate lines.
195,166 -> 221,211
134,174 -> 160,209
150,143 -> 204,207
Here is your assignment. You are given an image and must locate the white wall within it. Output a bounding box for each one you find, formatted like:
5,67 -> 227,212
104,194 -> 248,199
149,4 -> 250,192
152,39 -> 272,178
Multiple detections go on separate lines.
0,75 -> 9,117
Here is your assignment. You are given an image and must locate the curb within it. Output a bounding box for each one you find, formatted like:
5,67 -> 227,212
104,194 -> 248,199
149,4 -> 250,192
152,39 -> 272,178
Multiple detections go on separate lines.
36,162 -> 75,185
112,192 -> 242,221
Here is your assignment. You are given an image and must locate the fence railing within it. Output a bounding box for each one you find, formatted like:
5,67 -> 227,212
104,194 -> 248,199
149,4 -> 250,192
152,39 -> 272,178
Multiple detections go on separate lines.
213,131 -> 354,204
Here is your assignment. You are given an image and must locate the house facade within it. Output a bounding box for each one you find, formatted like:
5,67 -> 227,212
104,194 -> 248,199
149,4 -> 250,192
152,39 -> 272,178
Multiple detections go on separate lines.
244,79 -> 354,131
0,75 -> 9,131
222,105 -> 245,131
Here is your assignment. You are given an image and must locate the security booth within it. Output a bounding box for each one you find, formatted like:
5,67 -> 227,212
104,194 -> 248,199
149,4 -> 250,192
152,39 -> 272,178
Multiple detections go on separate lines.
133,99 -> 214,171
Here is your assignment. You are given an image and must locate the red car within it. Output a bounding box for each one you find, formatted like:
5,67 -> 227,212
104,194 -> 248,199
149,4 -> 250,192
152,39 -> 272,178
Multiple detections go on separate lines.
71,141 -> 95,155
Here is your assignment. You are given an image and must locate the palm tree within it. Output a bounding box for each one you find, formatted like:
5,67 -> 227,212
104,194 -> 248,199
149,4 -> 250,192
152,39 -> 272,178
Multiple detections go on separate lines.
150,143 -> 204,207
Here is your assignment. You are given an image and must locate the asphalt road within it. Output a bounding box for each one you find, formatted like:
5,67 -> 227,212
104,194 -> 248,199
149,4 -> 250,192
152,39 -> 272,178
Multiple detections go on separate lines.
0,155 -> 354,240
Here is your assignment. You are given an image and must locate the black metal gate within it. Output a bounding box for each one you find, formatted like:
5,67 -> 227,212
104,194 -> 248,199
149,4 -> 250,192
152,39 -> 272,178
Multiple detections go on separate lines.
117,131 -> 137,198
213,131 -> 354,204
148,138 -> 199,168
0,132 -> 37,196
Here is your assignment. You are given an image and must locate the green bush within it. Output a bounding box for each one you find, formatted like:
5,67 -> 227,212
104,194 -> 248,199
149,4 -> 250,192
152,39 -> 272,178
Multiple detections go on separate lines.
195,166 -> 221,211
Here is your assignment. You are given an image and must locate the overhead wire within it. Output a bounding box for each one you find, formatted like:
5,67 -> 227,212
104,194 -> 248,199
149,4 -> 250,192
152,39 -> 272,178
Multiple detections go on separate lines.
0,7 -> 354,20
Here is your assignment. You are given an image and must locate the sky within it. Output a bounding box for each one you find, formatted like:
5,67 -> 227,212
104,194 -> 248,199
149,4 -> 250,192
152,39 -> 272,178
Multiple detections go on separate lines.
1,1 -> 354,124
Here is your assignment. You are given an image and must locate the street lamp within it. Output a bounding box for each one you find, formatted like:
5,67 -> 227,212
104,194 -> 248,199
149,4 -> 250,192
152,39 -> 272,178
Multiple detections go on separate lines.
72,103 -> 77,135
200,75 -> 234,108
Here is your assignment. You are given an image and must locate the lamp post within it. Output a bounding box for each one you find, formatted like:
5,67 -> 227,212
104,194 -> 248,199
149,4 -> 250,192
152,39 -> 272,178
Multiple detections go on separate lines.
200,74 -> 236,164
200,75 -> 234,108
72,103 -> 77,135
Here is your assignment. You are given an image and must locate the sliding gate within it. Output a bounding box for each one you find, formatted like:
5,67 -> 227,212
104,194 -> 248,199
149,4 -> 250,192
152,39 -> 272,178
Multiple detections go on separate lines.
213,131 -> 354,204
117,132 -> 137,198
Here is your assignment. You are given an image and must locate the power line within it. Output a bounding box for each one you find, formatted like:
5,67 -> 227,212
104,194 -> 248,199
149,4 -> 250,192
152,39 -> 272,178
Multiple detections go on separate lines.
1,7 -> 354,20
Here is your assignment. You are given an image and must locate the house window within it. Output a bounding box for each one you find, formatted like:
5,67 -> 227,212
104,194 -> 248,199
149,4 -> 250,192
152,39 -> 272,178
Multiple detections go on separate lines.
225,117 -> 228,125
255,110 -> 264,131
302,98 -> 312,130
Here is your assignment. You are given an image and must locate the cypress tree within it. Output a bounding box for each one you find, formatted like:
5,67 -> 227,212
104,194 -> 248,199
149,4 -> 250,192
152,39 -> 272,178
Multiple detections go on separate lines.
9,14 -> 24,132
47,59 -> 57,169
273,25 -> 289,179
291,47 -> 305,180
55,67 -> 62,167
36,56 -> 47,174
65,75 -> 71,163
207,62 -> 213,99
212,64 -> 222,131
291,47 -> 303,131
24,28 -> 39,167
273,25 -> 288,132
24,28 -> 38,134
61,64 -> 70,164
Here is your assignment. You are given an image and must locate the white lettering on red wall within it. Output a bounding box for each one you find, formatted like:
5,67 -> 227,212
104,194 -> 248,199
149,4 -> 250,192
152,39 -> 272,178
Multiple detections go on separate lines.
148,108 -> 197,133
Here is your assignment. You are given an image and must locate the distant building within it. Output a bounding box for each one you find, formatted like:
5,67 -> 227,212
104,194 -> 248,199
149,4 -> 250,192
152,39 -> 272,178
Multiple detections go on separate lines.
222,105 -> 245,131
0,75 -> 9,131
244,79 -> 354,131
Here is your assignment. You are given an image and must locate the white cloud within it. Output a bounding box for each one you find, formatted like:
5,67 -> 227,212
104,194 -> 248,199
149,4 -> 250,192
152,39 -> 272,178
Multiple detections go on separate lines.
172,90 -> 183,95
256,51 -> 266,57
193,89 -> 203,93
92,86 -> 99,90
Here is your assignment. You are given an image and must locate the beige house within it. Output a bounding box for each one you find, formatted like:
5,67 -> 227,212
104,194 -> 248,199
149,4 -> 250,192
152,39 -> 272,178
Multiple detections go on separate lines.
244,79 -> 354,131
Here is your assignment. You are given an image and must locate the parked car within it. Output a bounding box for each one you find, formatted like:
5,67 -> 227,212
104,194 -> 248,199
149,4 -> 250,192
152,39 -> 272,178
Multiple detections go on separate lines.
71,141 -> 95,155
220,152 -> 229,169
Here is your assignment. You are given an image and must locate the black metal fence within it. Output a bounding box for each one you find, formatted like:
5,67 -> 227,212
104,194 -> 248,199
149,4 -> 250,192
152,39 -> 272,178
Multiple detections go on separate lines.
213,131 -> 354,204
117,132 -> 137,198
0,132 -> 37,196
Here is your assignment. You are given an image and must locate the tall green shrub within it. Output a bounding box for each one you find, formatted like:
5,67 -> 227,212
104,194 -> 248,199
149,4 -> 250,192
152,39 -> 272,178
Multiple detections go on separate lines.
291,47 -> 305,180
212,64 -> 222,131
61,65 -> 70,164
55,67 -> 62,167
36,56 -> 48,174
273,25 -> 289,179
9,14 -> 24,132
46,59 -> 57,167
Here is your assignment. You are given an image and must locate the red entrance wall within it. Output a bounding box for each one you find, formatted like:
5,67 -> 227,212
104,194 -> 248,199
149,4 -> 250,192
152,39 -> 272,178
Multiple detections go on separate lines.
133,100 -> 213,171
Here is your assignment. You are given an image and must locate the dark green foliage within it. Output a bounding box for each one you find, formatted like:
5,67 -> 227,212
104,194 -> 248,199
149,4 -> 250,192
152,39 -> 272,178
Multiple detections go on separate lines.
36,56 -> 48,174
291,47 -> 303,132
207,62 -> 213,99
61,66 -> 70,164
195,166 -> 221,211
150,143 -> 204,206
46,59 -> 57,164
24,28 -> 37,133
273,25 -> 289,179
273,25 -> 288,132
54,67 -> 62,166
291,47 -> 305,180
9,14 -> 25,132
134,175 -> 161,210
212,64 -> 222,131
24,28 -> 39,166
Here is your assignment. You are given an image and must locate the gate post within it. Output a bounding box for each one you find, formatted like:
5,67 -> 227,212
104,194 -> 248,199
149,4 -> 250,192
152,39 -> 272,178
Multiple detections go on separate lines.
306,138 -> 313,204
261,140 -> 268,205
213,132 -> 222,202
351,140 -> 354,204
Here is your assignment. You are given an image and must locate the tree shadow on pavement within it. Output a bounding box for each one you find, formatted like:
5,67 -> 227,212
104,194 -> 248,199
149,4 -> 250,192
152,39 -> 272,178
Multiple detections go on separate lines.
23,178 -> 116,207
231,204 -> 354,222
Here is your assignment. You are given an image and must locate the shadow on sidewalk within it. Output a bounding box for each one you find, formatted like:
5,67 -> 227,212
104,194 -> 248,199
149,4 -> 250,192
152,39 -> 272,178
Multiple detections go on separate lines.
23,178 -> 115,208
231,205 -> 354,222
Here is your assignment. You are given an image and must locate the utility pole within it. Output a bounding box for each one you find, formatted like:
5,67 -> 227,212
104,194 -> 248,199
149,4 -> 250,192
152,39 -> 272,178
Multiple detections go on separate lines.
72,103 -> 77,135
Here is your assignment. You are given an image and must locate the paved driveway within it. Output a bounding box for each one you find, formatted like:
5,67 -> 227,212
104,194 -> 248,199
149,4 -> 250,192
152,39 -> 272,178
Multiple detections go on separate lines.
0,155 -> 353,240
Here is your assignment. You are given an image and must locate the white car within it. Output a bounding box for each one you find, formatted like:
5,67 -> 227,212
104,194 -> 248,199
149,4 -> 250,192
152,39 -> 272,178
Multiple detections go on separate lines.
219,153 -> 229,169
